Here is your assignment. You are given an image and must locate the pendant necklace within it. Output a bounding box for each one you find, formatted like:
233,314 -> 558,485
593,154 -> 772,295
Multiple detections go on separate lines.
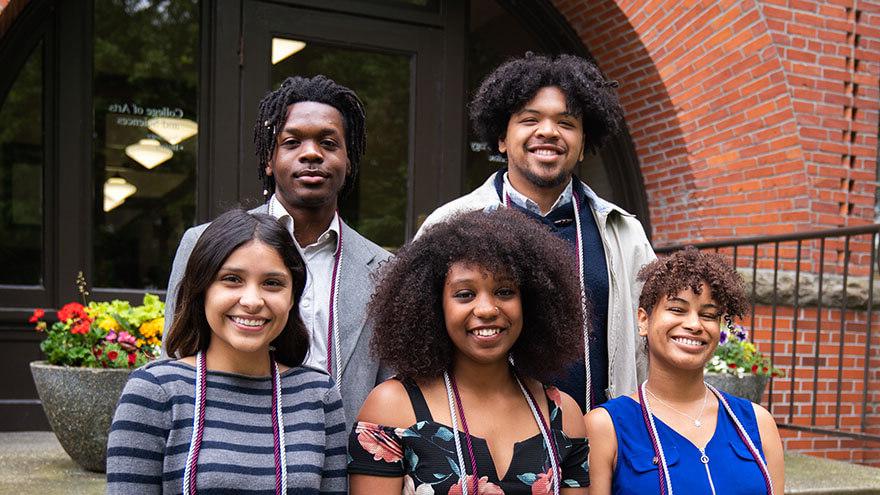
502,182 -> 592,410
268,197 -> 343,386
638,380 -> 775,495
182,351 -> 287,494
644,384 -> 709,428
443,368 -> 561,495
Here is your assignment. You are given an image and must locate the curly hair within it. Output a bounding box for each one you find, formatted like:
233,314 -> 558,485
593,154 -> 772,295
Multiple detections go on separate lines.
469,52 -> 623,155
637,247 -> 750,320
369,208 -> 584,382
253,75 -> 366,197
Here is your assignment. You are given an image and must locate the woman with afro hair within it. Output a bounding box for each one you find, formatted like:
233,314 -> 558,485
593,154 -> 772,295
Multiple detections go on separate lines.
585,248 -> 784,495
348,208 -> 590,494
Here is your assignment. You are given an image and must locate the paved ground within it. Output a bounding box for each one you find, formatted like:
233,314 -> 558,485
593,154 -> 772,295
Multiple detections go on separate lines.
3,431 -> 880,494
0,432 -> 104,494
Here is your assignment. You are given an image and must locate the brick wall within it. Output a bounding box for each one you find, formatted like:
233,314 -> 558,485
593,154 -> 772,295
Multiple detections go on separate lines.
550,0 -> 880,465
552,0 -> 880,247
753,303 -> 880,464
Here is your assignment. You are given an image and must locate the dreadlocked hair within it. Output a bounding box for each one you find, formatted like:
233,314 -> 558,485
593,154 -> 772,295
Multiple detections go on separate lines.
470,52 -> 623,155
253,75 -> 367,198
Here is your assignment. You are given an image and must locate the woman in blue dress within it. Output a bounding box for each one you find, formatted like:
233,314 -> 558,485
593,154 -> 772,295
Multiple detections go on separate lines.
585,247 -> 784,495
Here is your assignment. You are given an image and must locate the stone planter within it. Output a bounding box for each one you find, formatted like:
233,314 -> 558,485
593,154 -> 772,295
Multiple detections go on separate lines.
30,361 -> 132,473
704,372 -> 769,404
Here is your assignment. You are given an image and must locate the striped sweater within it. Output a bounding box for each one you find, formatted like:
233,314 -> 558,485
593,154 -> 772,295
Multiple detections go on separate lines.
106,360 -> 347,494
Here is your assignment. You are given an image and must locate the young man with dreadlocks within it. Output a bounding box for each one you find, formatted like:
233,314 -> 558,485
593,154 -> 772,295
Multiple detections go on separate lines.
418,53 -> 655,414
163,75 -> 392,427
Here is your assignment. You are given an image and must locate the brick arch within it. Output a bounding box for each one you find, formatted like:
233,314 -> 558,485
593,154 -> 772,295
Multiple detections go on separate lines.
552,0 -> 830,247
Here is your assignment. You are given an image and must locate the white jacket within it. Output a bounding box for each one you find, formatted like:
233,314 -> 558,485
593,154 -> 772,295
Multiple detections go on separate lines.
418,172 -> 655,399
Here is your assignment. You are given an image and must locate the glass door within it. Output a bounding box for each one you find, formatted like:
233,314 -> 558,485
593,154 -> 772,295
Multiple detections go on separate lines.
241,1 -> 449,247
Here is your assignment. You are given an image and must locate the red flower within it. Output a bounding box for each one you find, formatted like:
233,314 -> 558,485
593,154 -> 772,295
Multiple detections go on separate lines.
355,422 -> 403,463
728,363 -> 738,369
70,320 -> 91,335
763,366 -> 769,373
531,468 -> 556,495
751,365 -> 759,373
107,350 -> 119,361
449,476 -> 505,495
127,352 -> 137,365
57,302 -> 89,323
28,309 -> 45,323
94,348 -> 103,357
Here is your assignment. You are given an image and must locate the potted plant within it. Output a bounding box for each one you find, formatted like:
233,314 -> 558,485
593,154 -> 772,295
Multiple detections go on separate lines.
28,273 -> 164,473
704,323 -> 782,403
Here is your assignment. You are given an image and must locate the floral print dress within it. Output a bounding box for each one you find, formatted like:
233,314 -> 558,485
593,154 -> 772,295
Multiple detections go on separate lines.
348,379 -> 589,494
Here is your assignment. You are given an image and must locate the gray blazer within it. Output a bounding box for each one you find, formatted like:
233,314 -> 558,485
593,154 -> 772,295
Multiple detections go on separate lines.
161,204 -> 393,428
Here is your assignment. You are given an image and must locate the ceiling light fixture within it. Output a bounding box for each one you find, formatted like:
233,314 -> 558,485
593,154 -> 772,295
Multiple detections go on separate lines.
103,176 -> 137,212
125,138 -> 173,169
147,117 -> 198,145
272,38 -> 306,64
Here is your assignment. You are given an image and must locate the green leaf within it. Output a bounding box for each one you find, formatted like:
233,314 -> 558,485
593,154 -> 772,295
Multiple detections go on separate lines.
434,427 -> 454,441
517,473 -> 537,484
447,457 -> 461,477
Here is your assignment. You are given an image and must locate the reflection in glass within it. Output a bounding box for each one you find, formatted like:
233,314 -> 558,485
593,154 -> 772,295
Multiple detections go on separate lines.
125,139 -> 173,169
271,39 -> 410,249
466,1 -> 614,201
0,41 -> 43,285
103,176 -> 138,212
272,38 -> 306,65
93,0 -> 199,289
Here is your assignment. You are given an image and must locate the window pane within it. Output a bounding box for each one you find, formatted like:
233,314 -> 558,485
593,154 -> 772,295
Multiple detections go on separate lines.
92,0 -> 199,289
271,40 -> 410,249
0,41 -> 43,285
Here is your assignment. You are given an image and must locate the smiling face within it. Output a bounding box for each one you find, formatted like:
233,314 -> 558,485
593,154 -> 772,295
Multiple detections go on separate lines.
204,240 -> 295,368
638,283 -> 722,373
443,262 -> 523,367
265,101 -> 350,212
499,86 -> 585,191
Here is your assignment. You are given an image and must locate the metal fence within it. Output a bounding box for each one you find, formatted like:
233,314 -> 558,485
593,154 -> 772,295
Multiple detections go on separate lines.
656,224 -> 880,443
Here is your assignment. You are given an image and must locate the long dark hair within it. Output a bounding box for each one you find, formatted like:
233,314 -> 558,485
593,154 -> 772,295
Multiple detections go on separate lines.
165,209 -> 309,367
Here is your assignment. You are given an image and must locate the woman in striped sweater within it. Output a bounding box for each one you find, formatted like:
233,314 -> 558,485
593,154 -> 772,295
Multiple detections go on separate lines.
106,209 -> 347,494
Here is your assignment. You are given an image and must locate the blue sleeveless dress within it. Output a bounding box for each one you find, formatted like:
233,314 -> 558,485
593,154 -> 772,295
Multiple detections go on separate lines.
600,392 -> 768,494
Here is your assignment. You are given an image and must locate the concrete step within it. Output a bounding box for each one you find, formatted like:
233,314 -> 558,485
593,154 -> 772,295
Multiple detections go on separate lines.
786,452 -> 880,495
2,432 -> 880,494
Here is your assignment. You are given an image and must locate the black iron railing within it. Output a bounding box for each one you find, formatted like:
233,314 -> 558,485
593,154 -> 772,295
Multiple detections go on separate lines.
656,224 -> 880,442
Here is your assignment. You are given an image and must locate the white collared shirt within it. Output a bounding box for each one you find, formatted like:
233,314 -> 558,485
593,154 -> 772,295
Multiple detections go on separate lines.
502,172 -> 574,216
268,194 -> 339,372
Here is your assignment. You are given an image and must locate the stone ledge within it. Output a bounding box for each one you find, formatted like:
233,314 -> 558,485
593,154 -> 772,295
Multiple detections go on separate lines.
741,269 -> 880,310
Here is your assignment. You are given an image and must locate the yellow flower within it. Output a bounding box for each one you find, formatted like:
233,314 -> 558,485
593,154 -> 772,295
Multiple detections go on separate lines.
136,338 -> 145,348
139,318 -> 164,340
98,317 -> 121,332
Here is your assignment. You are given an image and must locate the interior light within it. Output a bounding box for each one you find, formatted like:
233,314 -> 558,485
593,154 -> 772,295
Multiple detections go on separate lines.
147,117 -> 198,145
125,139 -> 173,169
103,176 -> 137,212
272,38 -> 306,64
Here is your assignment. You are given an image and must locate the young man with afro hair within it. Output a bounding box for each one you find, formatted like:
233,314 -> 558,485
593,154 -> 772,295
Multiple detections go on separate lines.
162,75 -> 391,427
418,53 -> 655,413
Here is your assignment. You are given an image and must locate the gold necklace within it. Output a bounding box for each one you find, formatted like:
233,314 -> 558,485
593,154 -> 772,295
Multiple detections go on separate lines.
644,384 -> 709,428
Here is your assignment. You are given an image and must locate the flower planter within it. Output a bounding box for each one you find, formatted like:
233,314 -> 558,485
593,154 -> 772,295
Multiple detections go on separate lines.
30,361 -> 132,473
704,372 -> 769,404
